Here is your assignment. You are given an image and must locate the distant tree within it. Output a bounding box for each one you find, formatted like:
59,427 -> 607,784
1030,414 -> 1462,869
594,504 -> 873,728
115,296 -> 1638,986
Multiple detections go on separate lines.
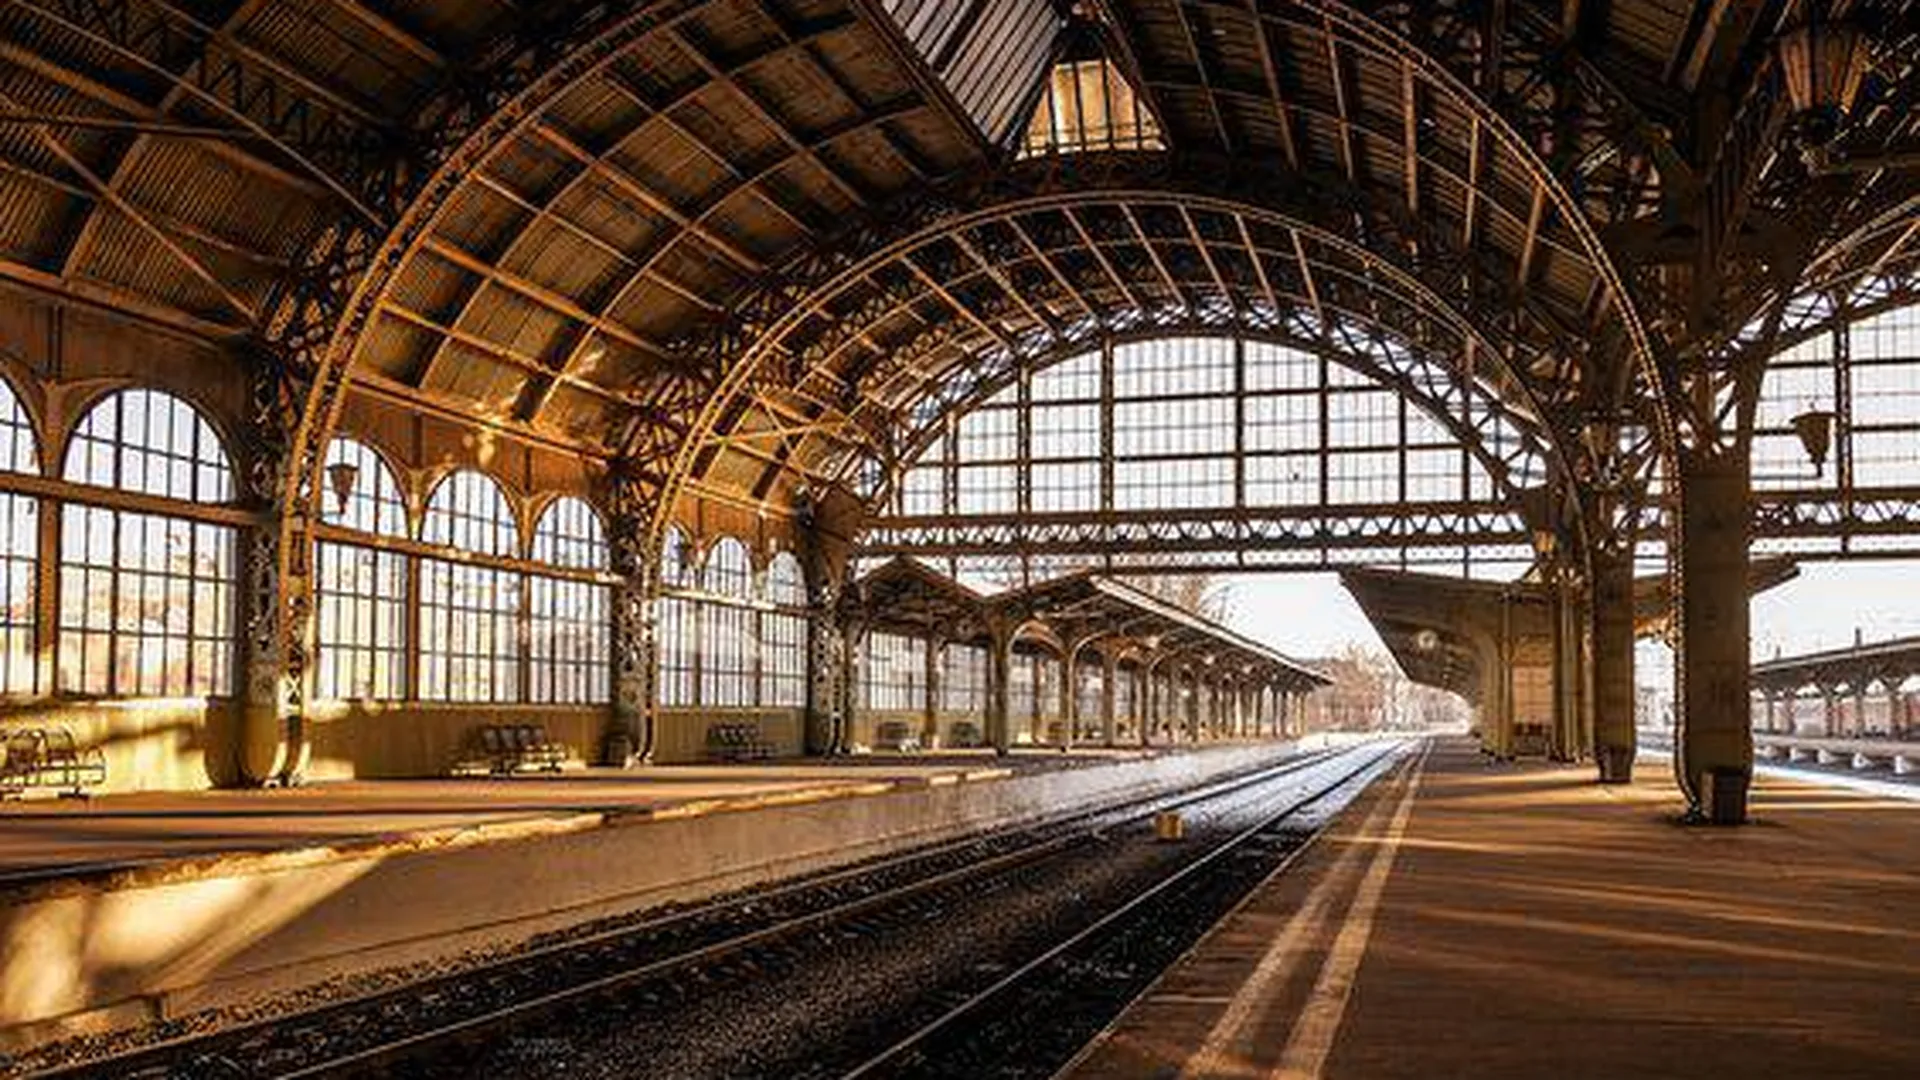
1127,573 -> 1231,621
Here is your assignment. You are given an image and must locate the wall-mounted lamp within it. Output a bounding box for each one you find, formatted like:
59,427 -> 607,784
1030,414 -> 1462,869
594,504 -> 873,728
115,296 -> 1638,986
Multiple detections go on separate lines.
325,461 -> 359,516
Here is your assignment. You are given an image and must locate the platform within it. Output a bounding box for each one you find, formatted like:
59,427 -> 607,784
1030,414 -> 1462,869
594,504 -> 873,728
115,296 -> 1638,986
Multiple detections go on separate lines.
1067,737 -> 1920,1079
0,750 -> 1113,885
0,741 -> 1296,1046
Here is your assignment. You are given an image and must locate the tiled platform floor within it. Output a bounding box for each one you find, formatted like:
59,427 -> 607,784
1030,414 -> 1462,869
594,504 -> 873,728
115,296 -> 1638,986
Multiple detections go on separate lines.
1068,737 -> 1920,1080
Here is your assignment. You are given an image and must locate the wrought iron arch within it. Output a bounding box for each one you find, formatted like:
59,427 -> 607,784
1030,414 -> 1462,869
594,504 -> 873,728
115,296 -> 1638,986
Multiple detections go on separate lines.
667,159 -> 1600,531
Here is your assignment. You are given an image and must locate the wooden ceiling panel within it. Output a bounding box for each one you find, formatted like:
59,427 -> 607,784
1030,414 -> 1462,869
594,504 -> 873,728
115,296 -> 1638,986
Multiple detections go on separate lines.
811,17 -> 917,102
607,279 -> 712,344
607,122 -> 736,211
538,383 -> 619,444
646,239 -> 749,304
490,131 -> 581,207
591,338 -> 673,399
544,78 -> 650,152
707,443 -> 786,492
813,128 -> 911,194
117,139 -> 325,263
607,37 -> 708,107
0,179 -> 81,270
737,55 -> 862,136
0,7 -> 168,105
430,338 -> 528,417
80,212 -> 232,324
687,0 -> 781,55
667,92 -> 788,185
390,248 -> 477,326
750,157 -> 847,229
555,175 -> 676,260
463,287 -> 576,368
360,310 -> 439,383
887,111 -> 981,174
237,0 -> 442,117
503,217 -> 628,313
432,182 -> 529,265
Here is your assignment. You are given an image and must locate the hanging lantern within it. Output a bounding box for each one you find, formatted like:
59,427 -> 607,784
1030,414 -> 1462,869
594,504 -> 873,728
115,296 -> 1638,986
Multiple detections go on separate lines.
325,460 -> 359,515
1775,19 -> 1875,147
1791,409 -> 1837,474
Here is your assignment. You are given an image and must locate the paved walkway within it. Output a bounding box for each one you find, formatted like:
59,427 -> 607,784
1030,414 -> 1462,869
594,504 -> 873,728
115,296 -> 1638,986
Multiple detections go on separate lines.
1067,737 -> 1920,1079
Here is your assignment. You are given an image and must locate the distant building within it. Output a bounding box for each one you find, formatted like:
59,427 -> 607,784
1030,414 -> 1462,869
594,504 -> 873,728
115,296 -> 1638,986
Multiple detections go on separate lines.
1303,649 -> 1471,732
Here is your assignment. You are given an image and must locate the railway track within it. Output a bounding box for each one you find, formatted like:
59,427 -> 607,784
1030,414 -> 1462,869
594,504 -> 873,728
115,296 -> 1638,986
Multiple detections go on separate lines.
839,738 -> 1410,1080
29,743 -> 1378,1079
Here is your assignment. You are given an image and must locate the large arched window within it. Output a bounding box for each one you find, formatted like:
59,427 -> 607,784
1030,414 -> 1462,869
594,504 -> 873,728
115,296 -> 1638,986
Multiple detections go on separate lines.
1074,660 -> 1103,738
700,538 -> 756,708
863,631 -> 924,712
419,471 -> 520,702
761,551 -> 807,708
1007,651 -> 1039,736
58,389 -> 235,697
941,643 -> 987,715
529,497 -> 610,704
0,378 -> 38,695
655,526 -> 695,707
888,334 -> 1540,577
313,437 -> 408,701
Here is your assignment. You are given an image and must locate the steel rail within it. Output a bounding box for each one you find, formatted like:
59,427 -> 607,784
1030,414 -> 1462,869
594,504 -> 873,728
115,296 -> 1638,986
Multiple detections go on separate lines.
35,744 -> 1358,1079
839,739 -> 1411,1079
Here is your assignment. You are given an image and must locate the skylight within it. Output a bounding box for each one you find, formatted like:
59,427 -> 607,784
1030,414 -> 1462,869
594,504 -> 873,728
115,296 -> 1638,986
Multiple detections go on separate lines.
1018,56 -> 1164,158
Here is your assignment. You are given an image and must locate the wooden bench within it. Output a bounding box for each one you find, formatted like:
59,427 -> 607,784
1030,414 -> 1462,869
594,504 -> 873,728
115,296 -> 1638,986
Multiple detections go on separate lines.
1,727 -> 107,800
705,721 -> 773,762
1509,722 -> 1551,759
452,723 -> 568,776
872,719 -> 922,753
946,720 -> 984,749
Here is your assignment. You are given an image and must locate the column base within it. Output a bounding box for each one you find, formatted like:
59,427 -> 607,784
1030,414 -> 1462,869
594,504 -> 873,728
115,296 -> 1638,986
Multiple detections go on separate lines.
1692,766 -> 1750,825
1595,744 -> 1634,784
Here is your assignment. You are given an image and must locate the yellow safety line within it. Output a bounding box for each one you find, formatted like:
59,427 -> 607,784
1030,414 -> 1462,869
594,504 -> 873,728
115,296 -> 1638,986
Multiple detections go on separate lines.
1270,740 -> 1431,1080
1179,753 -> 1414,1079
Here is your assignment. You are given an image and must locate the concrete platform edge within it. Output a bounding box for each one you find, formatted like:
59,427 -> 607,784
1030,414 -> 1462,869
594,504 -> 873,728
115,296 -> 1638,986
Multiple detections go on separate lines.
0,742 -> 1302,1049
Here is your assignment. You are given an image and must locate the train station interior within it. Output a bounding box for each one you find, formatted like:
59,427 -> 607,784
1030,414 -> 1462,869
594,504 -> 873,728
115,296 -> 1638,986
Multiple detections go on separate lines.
0,0 -> 1917,1075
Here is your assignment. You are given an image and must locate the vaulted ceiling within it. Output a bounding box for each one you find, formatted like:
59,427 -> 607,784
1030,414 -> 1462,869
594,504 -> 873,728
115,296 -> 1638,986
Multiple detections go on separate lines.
0,0 -> 1914,527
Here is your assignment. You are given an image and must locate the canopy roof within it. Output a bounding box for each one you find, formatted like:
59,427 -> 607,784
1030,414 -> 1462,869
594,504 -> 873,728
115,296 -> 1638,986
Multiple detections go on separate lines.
1,0 -> 1914,519
1753,633 -> 1920,694
1343,556 -> 1802,701
854,557 -> 1328,688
